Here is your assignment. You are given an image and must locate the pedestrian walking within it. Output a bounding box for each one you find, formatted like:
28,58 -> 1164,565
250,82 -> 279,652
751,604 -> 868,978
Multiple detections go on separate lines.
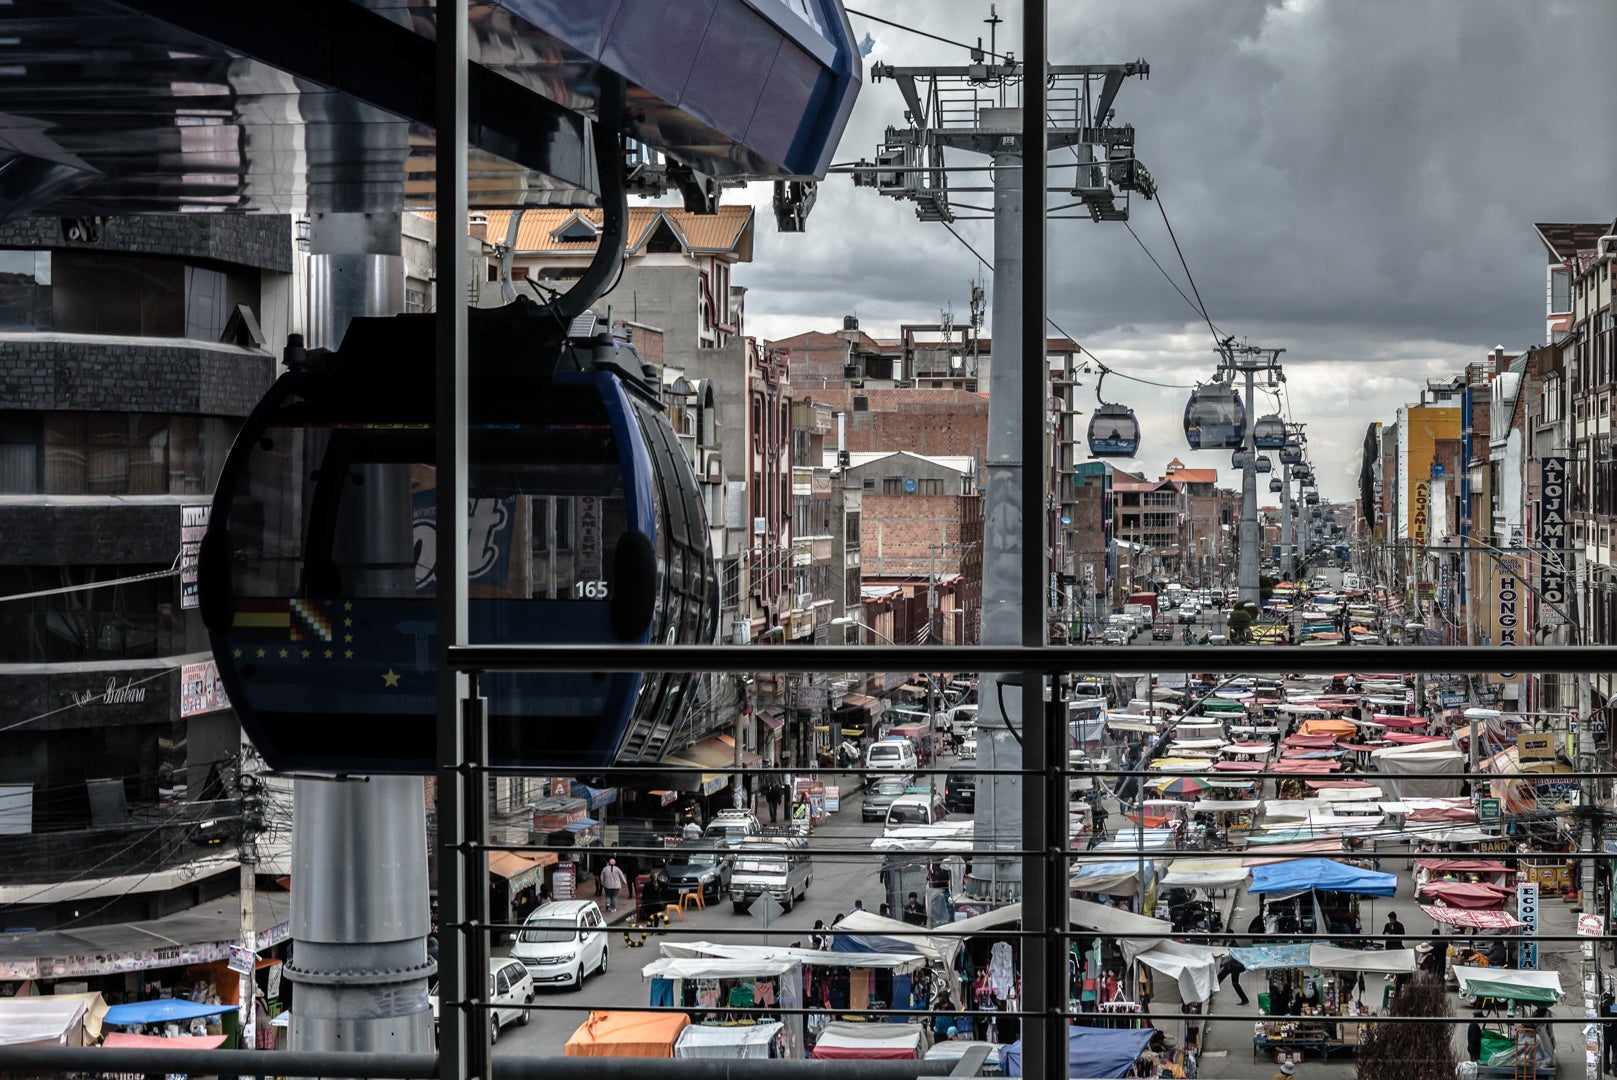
1272,1061 -> 1296,1080
1467,1011 -> 1484,1062
1218,949 -> 1250,1005
1382,911 -> 1405,951
599,858 -> 627,913
682,819 -> 702,840
764,781 -> 783,824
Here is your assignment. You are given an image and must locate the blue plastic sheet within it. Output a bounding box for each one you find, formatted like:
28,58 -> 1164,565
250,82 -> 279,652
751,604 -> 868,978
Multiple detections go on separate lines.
1248,857 -> 1396,896
1000,1026 -> 1157,1078
1226,943 -> 1319,971
103,999 -> 236,1026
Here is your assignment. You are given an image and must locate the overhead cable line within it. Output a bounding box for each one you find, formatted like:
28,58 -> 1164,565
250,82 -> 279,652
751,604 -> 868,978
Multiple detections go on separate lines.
844,6 -> 1010,61
1154,192 -> 1222,347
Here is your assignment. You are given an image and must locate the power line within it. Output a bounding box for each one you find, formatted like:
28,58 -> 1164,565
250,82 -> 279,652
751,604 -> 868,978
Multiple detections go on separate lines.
1154,191 -> 1222,347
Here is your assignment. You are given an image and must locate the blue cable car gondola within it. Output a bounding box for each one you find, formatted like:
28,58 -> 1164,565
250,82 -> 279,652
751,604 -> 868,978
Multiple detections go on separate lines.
1086,370 -> 1140,458
1280,438 -> 1303,466
1269,477 -> 1283,493
1183,382 -> 1245,451
1255,455 -> 1272,474
1253,414 -> 1287,449
198,300 -> 719,773
1231,449 -> 1251,470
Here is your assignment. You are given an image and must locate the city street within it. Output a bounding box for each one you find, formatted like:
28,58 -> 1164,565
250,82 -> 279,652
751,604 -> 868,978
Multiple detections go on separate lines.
494,771 -> 895,1056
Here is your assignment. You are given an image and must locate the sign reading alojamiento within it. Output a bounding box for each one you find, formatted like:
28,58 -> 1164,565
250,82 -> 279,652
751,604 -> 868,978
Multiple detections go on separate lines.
1539,457 -> 1567,620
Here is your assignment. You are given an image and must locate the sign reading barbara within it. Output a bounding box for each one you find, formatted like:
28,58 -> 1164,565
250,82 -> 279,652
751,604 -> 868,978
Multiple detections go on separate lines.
1539,457 -> 1567,613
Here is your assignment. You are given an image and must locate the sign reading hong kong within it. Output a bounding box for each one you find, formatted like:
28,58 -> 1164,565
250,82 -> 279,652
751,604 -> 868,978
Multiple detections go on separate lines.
1490,554 -> 1523,685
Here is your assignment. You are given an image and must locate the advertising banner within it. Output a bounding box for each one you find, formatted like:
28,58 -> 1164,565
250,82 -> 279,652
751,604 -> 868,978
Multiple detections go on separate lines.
1411,480 -> 1430,549
1517,882 -> 1539,969
180,660 -> 231,718
1488,555 -> 1525,685
1539,457 -> 1568,618
179,505 -> 209,609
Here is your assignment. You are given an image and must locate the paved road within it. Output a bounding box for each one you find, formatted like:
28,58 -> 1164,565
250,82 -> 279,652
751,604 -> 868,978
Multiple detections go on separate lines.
493,771 -> 894,1056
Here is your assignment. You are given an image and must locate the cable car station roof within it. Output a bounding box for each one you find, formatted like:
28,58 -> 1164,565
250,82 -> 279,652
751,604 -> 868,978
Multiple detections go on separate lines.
0,0 -> 862,218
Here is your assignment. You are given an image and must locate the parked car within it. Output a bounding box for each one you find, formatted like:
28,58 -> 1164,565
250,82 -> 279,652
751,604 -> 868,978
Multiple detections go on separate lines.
662,838 -> 733,899
862,773 -> 917,823
1103,629 -> 1128,646
511,900 -> 608,991
703,808 -> 762,848
430,957 -> 533,1046
944,768 -> 977,812
1151,617 -> 1175,640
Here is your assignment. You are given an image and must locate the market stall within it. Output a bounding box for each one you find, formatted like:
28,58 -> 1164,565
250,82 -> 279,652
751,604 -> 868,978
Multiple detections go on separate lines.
1233,944 -> 1414,1063
809,1020 -> 923,1060
673,1020 -> 786,1059
0,997 -> 89,1047
639,956 -> 803,1055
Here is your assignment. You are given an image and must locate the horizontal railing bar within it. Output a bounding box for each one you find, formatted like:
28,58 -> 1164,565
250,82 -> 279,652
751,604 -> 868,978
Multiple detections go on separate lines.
0,1048 -> 953,1079
468,922 -> 1609,943
447,643 -> 1616,675
452,839 -> 1596,859
453,767 -> 1617,781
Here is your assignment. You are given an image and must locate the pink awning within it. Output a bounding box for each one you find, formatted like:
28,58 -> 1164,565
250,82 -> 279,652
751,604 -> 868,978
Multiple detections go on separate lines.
1306,779 -> 1375,789
1419,904 -> 1524,929
1418,880 -> 1514,909
101,1033 -> 229,1049
1416,859 -> 1512,874
1213,760 -> 1265,772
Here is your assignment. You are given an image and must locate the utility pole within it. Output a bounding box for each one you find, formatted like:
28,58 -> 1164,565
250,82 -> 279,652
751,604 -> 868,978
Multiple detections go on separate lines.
237,768 -> 264,1049
853,38 -> 1151,905
1214,340 -> 1284,607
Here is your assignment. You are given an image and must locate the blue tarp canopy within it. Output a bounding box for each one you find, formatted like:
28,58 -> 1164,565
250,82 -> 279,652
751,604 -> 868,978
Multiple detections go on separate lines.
1001,1026 -> 1156,1078
103,1000 -> 235,1026
1226,943 -> 1319,971
1248,858 -> 1397,896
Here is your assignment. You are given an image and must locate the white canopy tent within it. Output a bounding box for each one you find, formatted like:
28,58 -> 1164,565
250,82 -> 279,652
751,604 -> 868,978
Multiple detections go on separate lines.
1308,945 -> 1416,973
656,941 -> 928,974
675,1021 -> 784,1059
1370,743 -> 1464,798
1161,858 -> 1250,889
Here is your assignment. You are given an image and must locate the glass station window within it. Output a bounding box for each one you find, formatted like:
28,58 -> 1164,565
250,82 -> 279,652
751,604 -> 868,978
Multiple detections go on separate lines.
0,250 -> 51,329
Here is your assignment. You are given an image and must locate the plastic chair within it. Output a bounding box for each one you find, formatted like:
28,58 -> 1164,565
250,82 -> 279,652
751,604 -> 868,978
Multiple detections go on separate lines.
662,903 -> 684,923
680,887 -> 706,912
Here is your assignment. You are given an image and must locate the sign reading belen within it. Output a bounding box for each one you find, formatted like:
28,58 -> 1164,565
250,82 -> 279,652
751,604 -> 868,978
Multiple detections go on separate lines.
1517,733 -> 1555,762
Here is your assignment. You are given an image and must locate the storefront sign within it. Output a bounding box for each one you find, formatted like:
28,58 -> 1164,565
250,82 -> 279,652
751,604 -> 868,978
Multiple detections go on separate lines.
1518,733 -> 1556,761
180,505 -> 209,609
552,861 -> 577,901
1577,913 -> 1605,937
227,945 -> 257,976
1478,797 -> 1501,822
1489,555 -> 1524,684
1411,480 -> 1429,548
1517,882 -> 1539,969
1479,839 -> 1511,854
180,660 -> 231,718
1539,457 -> 1568,613
1438,564 -> 1450,612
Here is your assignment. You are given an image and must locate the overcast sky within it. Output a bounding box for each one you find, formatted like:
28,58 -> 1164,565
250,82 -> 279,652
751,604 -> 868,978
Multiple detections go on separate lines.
728,0 -> 1616,502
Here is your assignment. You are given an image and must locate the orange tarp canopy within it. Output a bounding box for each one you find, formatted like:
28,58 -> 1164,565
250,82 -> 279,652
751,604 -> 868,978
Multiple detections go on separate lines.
1298,718 -> 1357,738
564,1011 -> 689,1058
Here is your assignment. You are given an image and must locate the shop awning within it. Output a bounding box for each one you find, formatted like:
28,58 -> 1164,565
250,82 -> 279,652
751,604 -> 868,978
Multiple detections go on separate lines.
757,713 -> 785,731
1227,943 -> 1317,970
1069,860 -> 1142,896
656,941 -> 926,974
104,1000 -> 234,1027
1135,940 -> 1221,1005
1249,858 -> 1397,896
0,997 -> 88,1047
101,1033 -> 229,1049
668,737 -> 737,770
1416,859 -> 1511,874
1161,858 -> 1249,888
647,790 -> 679,807
1420,904 -> 1524,929
488,850 -> 557,892
640,957 -> 797,980
573,785 -> 618,811
840,694 -> 878,715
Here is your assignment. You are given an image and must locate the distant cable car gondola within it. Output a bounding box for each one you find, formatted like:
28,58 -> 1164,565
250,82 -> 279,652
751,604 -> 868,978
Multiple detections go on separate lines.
1280,438 -> 1303,466
1255,455 -> 1272,474
1231,449 -> 1251,470
1086,369 -> 1140,458
1183,381 -> 1245,451
1269,477 -> 1283,493
198,301 -> 720,773
1305,491 -> 1320,505
1253,414 -> 1287,449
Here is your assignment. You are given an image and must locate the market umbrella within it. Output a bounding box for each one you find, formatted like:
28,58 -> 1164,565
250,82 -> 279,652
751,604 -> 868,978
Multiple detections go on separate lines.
1152,775 -> 1207,797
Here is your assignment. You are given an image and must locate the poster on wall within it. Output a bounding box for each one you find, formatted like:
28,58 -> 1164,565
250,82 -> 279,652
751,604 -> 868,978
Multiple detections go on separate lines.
180,660 -> 231,718
552,861 -> 577,901
179,505 -> 209,609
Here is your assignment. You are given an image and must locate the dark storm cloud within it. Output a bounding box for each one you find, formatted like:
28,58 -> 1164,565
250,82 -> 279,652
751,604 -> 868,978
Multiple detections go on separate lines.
735,0 -> 1616,495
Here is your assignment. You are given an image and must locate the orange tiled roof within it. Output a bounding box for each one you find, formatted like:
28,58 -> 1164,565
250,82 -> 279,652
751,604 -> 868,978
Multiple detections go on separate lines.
1166,468 -> 1218,483
475,205 -> 754,258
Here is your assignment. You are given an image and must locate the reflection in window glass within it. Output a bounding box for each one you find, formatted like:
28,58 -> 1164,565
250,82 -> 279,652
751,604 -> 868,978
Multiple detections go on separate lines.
0,250 -> 51,330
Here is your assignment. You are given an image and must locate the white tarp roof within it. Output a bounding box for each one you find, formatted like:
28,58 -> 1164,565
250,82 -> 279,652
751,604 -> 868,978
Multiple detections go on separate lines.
1168,738 -> 1227,750
676,1021 -> 783,1059
1188,800 -> 1262,814
1161,858 -> 1250,888
1314,786 -> 1386,802
0,997 -> 88,1047
1135,939 -> 1221,1004
831,911 -> 960,967
1309,945 -> 1416,973
1371,744 -> 1464,798
657,941 -> 926,974
641,957 -> 797,980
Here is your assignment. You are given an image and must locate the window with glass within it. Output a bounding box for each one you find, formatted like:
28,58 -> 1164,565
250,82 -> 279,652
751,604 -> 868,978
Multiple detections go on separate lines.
0,564 -> 185,663
0,249 -> 259,340
0,411 -> 236,495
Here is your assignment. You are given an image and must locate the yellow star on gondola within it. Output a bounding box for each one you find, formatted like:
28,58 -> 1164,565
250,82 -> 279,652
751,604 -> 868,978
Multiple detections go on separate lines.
301,649 -> 311,659
383,669 -> 401,688
256,648 -> 266,658
279,648 -> 288,658
324,649 -> 334,659
345,649 -> 354,659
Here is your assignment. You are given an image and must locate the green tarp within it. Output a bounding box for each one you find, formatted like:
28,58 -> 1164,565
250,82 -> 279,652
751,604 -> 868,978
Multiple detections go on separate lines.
1463,980 -> 1558,1004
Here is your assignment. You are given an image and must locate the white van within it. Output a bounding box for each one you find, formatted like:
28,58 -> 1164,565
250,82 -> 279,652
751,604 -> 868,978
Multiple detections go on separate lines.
883,792 -> 950,835
729,836 -> 812,913
863,738 -> 919,785
510,899 -> 608,990
431,957 -> 533,1045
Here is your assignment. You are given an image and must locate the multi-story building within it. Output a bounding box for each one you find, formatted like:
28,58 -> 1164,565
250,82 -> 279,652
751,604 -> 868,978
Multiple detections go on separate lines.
0,215 -> 296,953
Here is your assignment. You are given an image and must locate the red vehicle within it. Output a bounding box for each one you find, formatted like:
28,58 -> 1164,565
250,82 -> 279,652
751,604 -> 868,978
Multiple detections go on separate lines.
1125,591 -> 1159,617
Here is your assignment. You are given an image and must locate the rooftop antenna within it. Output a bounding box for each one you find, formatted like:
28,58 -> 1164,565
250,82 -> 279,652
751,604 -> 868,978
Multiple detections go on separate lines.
985,4 -> 1003,105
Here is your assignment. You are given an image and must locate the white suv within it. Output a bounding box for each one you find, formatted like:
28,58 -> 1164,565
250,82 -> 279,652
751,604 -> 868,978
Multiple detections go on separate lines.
511,900 -> 608,991
431,957 -> 533,1045
703,808 -> 762,848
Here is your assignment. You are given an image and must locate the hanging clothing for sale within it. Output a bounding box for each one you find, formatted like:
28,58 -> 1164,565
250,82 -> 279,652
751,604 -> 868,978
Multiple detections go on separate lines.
755,979 -> 777,1006
988,941 -> 1015,997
